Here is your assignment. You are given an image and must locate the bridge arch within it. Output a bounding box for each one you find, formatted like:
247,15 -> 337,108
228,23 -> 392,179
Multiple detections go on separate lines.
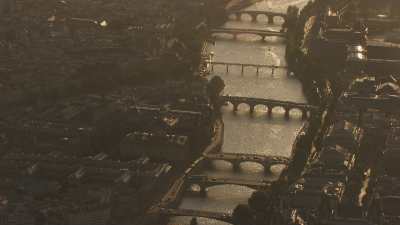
272,15 -> 286,24
202,154 -> 290,174
256,14 -> 271,23
270,163 -> 288,174
252,104 -> 268,112
238,159 -> 288,173
268,105 -> 286,116
208,158 -> 268,171
253,104 -> 268,113
224,101 -> 251,113
287,107 -> 306,119
186,182 -> 258,196
240,12 -> 255,22
229,11 -> 287,25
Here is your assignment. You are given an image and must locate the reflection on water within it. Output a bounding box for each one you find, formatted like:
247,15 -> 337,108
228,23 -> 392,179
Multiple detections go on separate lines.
222,110 -> 304,156
169,1 -> 309,224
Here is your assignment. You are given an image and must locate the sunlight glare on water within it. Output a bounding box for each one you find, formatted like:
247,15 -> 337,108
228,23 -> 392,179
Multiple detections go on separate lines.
169,1 -> 310,224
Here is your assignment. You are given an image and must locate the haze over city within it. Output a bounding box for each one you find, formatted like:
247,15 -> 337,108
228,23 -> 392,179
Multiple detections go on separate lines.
0,0 -> 399,225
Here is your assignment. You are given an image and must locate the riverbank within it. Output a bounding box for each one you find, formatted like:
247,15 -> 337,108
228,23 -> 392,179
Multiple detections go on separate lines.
140,118 -> 224,225
162,1 -> 312,225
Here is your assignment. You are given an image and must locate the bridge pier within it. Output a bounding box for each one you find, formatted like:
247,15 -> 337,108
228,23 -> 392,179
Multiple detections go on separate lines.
267,15 -> 274,24
284,108 -> 290,119
225,64 -> 229,74
241,65 -> 244,76
260,35 -> 266,42
256,67 -> 260,77
232,103 -> 239,112
271,66 -> 276,76
250,14 -> 257,23
249,105 -> 255,114
232,161 -> 241,172
267,107 -> 273,118
301,109 -> 308,120
263,163 -> 272,174
232,33 -> 237,41
235,13 -> 241,21
199,185 -> 207,197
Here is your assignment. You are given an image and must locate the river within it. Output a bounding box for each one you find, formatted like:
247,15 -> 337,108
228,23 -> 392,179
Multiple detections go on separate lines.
169,1 -> 309,224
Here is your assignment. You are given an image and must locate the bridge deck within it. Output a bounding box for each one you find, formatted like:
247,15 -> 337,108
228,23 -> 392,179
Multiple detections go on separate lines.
207,60 -> 287,69
220,95 -> 318,110
187,175 -> 270,189
204,152 -> 289,164
231,10 -> 286,17
211,28 -> 285,37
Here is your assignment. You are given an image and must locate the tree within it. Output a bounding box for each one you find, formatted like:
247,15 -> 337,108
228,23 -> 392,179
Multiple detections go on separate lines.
232,204 -> 254,225
207,76 -> 225,107
207,76 -> 225,96
248,191 -> 270,212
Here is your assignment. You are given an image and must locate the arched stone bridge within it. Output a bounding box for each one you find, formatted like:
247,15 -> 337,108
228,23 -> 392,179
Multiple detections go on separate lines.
220,95 -> 319,119
211,28 -> 285,41
206,60 -> 287,76
185,175 -> 270,196
229,10 -> 287,24
202,152 -> 289,173
157,207 -> 233,224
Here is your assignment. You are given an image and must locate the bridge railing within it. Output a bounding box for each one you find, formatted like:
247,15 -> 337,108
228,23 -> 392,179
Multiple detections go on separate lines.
210,28 -> 286,42
211,28 -> 285,36
230,10 -> 287,17
205,60 -> 287,76
220,96 -> 318,108
185,174 -> 271,190
220,95 -> 319,109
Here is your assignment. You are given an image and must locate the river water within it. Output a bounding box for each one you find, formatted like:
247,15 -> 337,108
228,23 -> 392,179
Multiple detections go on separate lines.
169,1 -> 309,224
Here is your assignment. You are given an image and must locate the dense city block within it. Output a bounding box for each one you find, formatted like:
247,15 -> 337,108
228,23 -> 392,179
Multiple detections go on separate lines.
0,0 -> 400,225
